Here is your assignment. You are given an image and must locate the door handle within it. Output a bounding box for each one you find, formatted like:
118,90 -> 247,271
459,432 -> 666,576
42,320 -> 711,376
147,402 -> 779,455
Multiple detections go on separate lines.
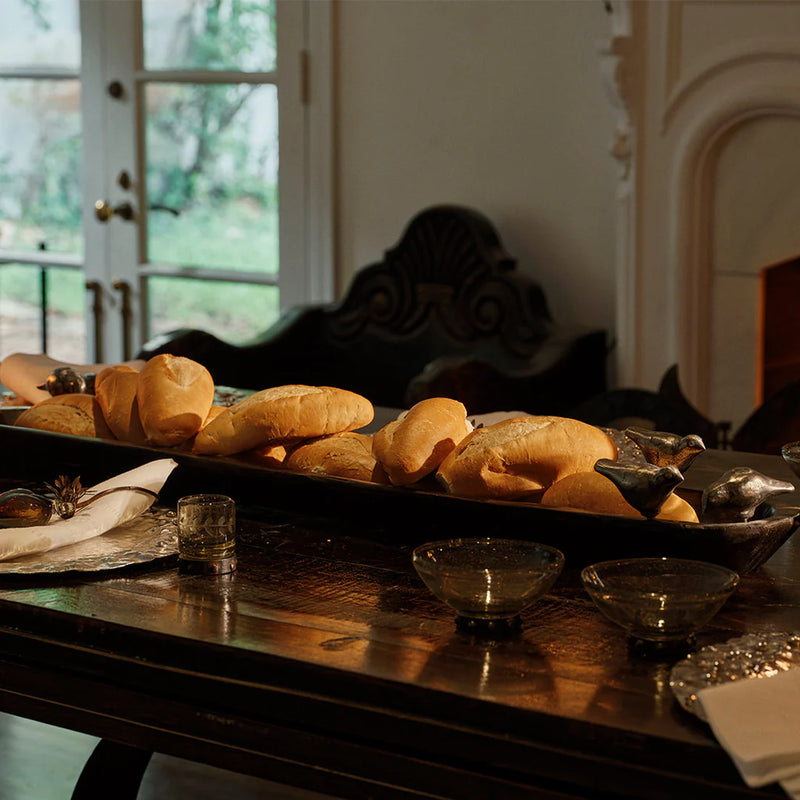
94,200 -> 135,223
148,204 -> 180,216
112,279 -> 134,361
85,280 -> 104,362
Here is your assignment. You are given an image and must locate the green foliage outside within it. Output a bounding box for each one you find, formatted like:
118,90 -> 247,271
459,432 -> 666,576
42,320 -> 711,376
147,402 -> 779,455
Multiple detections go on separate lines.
1,0 -> 281,346
0,204 -> 280,343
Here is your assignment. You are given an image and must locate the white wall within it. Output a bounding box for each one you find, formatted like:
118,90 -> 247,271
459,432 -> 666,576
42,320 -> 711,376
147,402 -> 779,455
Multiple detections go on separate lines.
334,0 -> 618,340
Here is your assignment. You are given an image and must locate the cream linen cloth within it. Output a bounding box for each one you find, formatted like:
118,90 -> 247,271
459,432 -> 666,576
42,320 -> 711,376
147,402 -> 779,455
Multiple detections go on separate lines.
0,458 -> 177,561
0,352 -> 146,405
698,668 -> 800,798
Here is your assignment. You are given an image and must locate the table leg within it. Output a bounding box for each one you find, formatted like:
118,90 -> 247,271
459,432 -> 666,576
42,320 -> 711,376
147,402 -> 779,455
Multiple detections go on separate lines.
71,739 -> 153,800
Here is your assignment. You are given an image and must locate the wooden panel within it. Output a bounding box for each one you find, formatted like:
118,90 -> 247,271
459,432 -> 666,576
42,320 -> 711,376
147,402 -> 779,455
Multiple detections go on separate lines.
762,256 -> 800,399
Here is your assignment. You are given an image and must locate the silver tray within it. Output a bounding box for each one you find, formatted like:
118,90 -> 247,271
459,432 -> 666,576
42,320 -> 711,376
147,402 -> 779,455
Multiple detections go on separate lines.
0,414 -> 797,574
0,506 -> 177,575
669,632 -> 800,720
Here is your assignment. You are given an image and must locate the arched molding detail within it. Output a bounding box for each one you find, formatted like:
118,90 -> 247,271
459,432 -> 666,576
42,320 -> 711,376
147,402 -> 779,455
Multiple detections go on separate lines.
669,88 -> 800,410
663,41 -> 800,130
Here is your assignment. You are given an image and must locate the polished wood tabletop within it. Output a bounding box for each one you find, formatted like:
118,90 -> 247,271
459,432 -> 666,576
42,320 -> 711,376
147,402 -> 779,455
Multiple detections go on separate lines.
0,441 -> 796,799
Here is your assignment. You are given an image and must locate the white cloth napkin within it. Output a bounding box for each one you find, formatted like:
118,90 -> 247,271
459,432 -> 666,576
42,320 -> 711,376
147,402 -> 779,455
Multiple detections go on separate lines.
699,668 -> 800,798
0,458 -> 177,561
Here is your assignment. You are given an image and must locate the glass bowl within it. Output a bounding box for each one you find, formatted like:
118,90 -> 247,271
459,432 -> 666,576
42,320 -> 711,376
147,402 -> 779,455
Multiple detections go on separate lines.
412,537 -> 564,623
580,557 -> 739,643
781,442 -> 800,480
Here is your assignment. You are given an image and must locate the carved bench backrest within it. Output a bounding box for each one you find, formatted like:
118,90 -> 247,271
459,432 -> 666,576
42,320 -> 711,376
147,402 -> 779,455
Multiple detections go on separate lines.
324,205 -> 554,359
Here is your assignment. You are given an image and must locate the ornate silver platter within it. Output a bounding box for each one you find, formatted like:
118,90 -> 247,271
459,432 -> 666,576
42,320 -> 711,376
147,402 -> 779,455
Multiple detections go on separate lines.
669,632 -> 800,721
0,506 -> 177,575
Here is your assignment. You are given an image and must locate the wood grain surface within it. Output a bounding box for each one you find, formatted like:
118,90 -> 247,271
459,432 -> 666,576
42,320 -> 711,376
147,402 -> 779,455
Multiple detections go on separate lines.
0,435 -> 796,798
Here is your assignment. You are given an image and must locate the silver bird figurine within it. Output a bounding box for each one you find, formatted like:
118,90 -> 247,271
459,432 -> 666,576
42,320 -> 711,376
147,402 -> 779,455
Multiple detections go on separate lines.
701,467 -> 795,524
623,427 -> 706,472
594,458 -> 684,519
37,367 -> 95,396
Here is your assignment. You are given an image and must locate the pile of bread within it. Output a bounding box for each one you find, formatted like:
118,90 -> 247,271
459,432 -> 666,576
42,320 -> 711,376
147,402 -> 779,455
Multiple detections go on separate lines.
11,354 -> 697,522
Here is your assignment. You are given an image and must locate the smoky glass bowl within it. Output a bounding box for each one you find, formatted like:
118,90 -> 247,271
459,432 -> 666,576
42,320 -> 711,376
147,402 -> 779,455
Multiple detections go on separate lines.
781,442 -> 800,480
412,537 -> 565,622
580,557 -> 739,642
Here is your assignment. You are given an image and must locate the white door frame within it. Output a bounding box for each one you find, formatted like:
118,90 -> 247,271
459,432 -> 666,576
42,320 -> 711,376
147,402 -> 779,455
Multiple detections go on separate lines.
78,0 -> 333,364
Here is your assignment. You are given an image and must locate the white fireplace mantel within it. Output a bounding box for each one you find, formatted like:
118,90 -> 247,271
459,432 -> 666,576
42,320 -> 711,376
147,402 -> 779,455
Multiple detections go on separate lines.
603,0 -> 800,431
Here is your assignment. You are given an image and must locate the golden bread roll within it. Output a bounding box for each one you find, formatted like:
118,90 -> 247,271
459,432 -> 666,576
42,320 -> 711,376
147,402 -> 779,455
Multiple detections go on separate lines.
238,441 -> 294,468
193,385 -> 374,456
436,416 -> 617,500
14,394 -> 114,439
541,471 -> 699,522
94,364 -> 146,444
372,398 -> 472,486
136,354 -> 215,447
203,405 -> 227,427
286,432 -> 389,483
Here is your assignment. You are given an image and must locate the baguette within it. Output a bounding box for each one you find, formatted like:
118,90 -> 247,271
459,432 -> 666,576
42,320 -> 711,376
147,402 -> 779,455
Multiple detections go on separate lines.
136,355 -> 215,447
193,385 -> 374,456
436,415 -> 617,500
203,405 -> 227,427
94,365 -> 146,444
14,394 -> 114,439
372,398 -> 472,486
541,470 -> 698,522
286,432 -> 388,483
238,441 -> 295,469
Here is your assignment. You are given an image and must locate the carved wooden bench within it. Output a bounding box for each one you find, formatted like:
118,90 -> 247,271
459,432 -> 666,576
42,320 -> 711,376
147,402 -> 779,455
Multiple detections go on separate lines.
138,205 -> 608,414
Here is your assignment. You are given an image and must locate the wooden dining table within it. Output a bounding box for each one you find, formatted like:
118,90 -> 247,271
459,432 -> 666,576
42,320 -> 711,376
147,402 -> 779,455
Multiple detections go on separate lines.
0,422 -> 797,799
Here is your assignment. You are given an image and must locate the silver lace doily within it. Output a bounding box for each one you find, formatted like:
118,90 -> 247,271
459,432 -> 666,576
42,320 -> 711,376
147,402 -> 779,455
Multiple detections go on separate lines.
669,632 -> 800,721
0,506 -> 178,575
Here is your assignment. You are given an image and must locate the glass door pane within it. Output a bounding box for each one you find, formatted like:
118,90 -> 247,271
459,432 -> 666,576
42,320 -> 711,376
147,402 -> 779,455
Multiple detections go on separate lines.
142,0 -> 276,72
145,82 -> 278,275
139,0 -> 280,346
0,264 -> 86,363
0,0 -> 85,363
0,79 -> 83,256
146,276 -> 279,343
0,1 -> 80,69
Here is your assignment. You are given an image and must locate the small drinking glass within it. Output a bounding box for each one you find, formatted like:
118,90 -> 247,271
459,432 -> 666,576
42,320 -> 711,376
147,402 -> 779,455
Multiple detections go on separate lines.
177,494 -> 236,574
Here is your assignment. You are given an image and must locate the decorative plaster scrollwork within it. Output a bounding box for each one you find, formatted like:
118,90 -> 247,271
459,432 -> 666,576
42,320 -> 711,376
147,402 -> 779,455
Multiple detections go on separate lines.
597,0 -> 636,178
326,206 -> 554,356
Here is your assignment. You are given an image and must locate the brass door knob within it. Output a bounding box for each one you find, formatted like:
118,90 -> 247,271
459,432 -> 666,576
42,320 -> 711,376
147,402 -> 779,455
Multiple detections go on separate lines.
94,200 -> 135,223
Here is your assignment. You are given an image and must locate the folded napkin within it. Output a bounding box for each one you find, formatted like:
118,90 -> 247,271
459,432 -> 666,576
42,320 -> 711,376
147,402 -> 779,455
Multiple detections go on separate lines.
0,352 -> 146,405
699,668 -> 800,798
0,458 -> 177,561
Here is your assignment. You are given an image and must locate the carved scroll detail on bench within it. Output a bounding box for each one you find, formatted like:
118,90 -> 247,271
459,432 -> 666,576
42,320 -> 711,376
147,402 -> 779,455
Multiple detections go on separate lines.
326,206 -> 553,357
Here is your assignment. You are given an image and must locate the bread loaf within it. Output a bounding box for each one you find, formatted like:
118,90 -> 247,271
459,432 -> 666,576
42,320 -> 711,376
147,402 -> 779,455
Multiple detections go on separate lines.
203,405 -> 227,427
94,365 -> 146,444
238,441 -> 294,468
372,398 -> 472,486
541,470 -> 699,522
193,385 -> 374,456
14,394 -> 114,439
136,355 -> 215,447
286,432 -> 388,483
436,416 -> 617,500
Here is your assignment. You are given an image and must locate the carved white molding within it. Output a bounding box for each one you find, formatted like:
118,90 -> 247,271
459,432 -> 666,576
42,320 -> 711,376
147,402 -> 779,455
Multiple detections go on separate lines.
609,0 -> 800,425
672,91 -> 800,422
598,0 -> 639,385
664,41 -> 800,129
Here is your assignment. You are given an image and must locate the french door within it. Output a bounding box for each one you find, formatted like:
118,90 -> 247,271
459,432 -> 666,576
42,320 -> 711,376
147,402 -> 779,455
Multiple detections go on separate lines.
0,0 -> 332,367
